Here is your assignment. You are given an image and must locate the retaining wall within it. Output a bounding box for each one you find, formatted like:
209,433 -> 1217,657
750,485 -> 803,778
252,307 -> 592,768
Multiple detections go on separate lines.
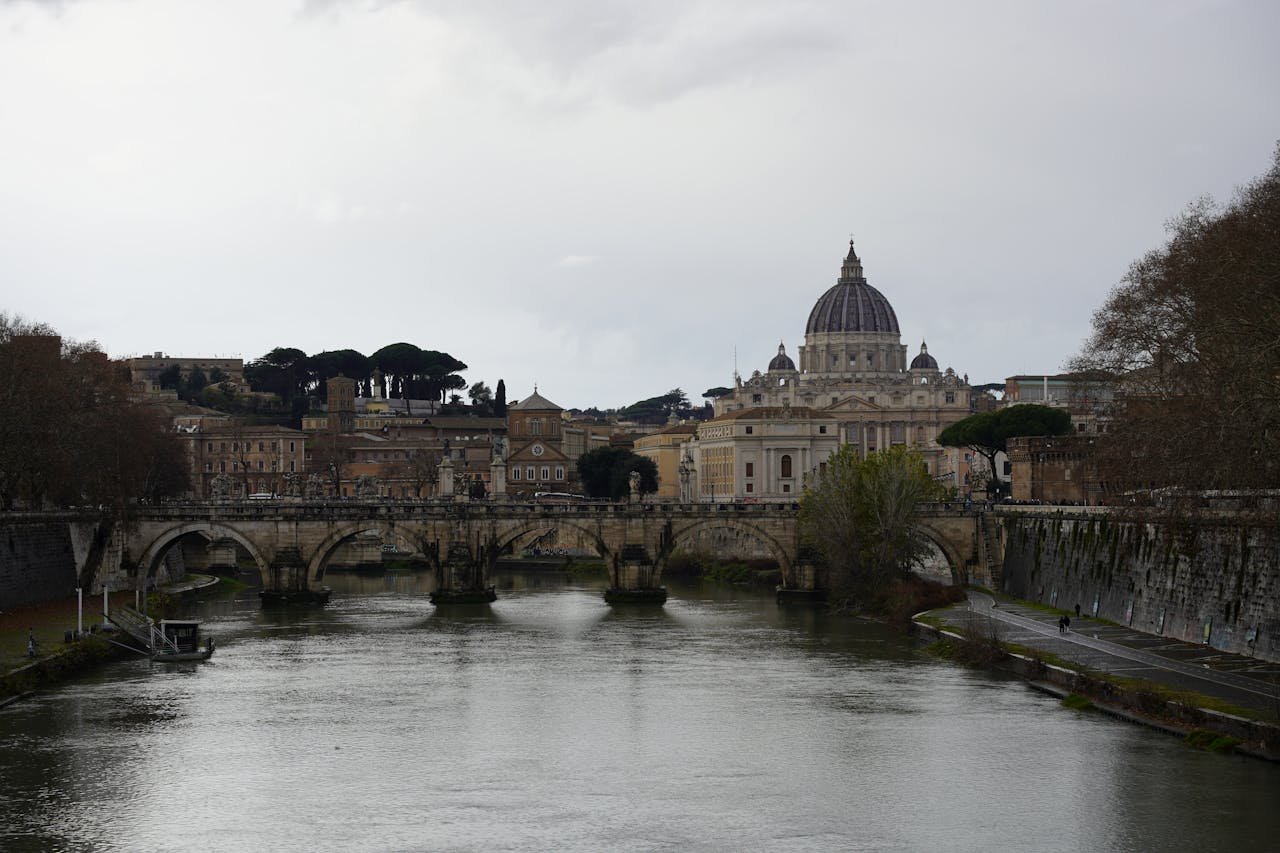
1001,511 -> 1280,661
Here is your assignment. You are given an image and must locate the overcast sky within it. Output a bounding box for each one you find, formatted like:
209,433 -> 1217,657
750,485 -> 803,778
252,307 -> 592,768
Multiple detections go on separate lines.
2,0 -> 1277,409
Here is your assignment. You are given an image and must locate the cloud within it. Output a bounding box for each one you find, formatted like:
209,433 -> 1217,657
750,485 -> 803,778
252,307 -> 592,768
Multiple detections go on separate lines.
555,254 -> 598,269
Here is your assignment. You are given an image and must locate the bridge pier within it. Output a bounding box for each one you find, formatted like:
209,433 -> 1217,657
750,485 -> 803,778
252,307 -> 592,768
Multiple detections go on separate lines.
604,544 -> 667,605
775,560 -> 826,604
207,537 -> 239,575
259,547 -> 332,606
429,542 -> 497,605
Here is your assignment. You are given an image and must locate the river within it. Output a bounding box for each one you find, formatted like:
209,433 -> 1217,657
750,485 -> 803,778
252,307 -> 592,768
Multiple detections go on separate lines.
2,571 -> 1277,852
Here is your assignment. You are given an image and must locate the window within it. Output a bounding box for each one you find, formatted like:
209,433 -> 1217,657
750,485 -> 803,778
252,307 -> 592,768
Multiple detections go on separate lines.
207,442 -> 213,452
745,462 -> 754,477
819,425 -> 827,434
219,462 -> 226,473
945,392 -> 955,404
783,484 -> 791,493
271,441 -> 278,451
204,463 -> 212,472
780,455 -> 792,478
258,461 -> 264,471
259,441 -> 265,451
555,466 -> 564,480
289,441 -> 296,452
531,419 -> 542,436
232,462 -> 239,472
1003,461 -> 1012,476
751,393 -> 762,403
289,461 -> 296,472
867,353 -> 874,366
541,466 -> 550,481
512,467 -> 521,480
745,426 -> 753,435
746,483 -> 754,493
526,466 -> 535,480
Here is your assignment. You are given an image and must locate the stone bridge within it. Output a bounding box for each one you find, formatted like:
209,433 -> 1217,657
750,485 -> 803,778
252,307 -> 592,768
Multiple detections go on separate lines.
6,500 -> 994,604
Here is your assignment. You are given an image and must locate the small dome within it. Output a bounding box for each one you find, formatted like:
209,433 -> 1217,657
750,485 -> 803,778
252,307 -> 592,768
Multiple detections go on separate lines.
768,342 -> 796,372
805,240 -> 901,335
910,342 -> 938,370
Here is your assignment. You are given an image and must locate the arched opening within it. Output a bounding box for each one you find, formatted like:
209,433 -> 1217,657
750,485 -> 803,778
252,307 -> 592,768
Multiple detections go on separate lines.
137,524 -> 269,590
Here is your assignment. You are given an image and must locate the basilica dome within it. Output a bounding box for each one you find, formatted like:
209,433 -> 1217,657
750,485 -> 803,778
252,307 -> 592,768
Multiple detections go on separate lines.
804,240 -> 900,335
768,342 -> 796,372
910,342 -> 938,370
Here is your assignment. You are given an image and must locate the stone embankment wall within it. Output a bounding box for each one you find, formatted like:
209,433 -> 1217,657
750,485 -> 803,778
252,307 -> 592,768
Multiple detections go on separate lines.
0,520 -> 79,609
0,515 -> 133,610
1000,510 -> 1279,661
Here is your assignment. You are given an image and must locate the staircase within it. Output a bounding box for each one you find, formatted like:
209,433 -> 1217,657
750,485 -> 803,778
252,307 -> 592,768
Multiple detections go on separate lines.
978,514 -> 1004,590
107,607 -> 180,655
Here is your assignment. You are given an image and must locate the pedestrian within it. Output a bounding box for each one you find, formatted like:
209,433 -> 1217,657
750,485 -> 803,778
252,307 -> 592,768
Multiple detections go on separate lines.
1074,603 -> 1081,618
1057,616 -> 1065,634
1064,615 -> 1071,633
27,628 -> 37,659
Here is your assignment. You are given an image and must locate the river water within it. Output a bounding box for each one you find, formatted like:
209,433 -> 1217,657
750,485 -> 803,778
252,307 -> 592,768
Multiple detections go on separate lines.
1,572 -> 1277,852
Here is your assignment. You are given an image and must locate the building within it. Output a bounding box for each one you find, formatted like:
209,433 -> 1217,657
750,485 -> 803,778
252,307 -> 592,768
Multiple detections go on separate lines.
690,406 -> 839,502
1004,373 -> 1113,435
126,353 -> 249,399
182,421 -> 307,499
700,240 -> 974,496
505,389 -> 574,497
1007,434 -> 1100,505
633,422 -> 699,500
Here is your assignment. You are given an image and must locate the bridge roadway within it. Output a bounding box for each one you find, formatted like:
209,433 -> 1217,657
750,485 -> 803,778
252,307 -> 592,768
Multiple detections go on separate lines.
115,499 -> 985,598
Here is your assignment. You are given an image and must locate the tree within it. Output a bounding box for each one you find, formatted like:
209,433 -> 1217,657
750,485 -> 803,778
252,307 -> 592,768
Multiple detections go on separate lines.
620,389 -> 693,425
577,447 -> 658,499
702,386 -> 732,400
494,379 -> 507,417
799,444 -> 945,608
309,349 -> 369,398
370,342 -> 423,401
245,346 -> 311,406
1070,145 -> 1280,491
157,364 -> 183,391
183,367 -> 208,401
419,350 -> 468,403
0,316 -> 187,510
468,381 -> 493,415
937,404 -> 1071,495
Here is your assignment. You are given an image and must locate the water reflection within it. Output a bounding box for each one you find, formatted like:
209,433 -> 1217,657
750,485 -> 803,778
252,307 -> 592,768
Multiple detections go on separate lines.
0,572 -> 1277,853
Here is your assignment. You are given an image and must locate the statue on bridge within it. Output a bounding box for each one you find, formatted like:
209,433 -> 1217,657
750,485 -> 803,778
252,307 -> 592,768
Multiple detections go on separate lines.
304,473 -> 325,500
283,472 -> 302,498
355,475 -> 380,499
209,473 -> 233,500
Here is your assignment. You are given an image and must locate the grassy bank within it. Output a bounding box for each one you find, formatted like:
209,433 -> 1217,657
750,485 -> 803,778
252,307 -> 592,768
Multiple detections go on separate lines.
916,606 -> 1280,760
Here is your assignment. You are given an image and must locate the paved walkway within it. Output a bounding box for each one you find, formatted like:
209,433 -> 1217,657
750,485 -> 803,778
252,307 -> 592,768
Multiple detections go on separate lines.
944,591 -> 1280,720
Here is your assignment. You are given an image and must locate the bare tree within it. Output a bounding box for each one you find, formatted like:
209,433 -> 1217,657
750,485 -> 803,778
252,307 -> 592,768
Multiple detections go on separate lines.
1071,144 -> 1280,492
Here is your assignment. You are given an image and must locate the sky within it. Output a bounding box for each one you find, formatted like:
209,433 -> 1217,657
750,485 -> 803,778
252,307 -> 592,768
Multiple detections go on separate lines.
2,0 -> 1277,410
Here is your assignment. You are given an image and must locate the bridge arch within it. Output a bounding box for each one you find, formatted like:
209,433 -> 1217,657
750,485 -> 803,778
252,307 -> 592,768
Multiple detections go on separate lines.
135,522 -> 270,586
912,519 -> 971,585
660,517 -> 795,576
306,521 -> 436,582
491,518 -> 611,562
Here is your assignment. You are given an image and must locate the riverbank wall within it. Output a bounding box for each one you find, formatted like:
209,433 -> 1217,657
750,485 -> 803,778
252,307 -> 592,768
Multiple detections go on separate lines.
0,513 -> 190,610
911,619 -> 1280,761
998,510 -> 1280,662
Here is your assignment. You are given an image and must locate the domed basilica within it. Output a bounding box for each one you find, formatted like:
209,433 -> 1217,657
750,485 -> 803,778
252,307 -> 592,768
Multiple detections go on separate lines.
689,241 -> 971,501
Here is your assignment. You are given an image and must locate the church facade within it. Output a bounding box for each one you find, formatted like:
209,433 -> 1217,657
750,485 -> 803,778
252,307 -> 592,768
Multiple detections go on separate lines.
688,241 -> 972,501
